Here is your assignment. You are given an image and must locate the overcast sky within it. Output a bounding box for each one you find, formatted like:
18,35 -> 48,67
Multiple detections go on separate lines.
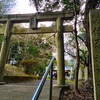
11,0 -> 36,14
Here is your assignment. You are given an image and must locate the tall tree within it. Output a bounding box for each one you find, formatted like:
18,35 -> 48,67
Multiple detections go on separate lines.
73,0 -> 80,94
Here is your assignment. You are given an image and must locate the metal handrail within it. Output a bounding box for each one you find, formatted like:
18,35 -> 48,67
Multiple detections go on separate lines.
32,57 -> 55,100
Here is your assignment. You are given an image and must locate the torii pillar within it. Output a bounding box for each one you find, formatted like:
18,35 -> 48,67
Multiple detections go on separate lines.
56,17 -> 65,86
0,20 -> 13,82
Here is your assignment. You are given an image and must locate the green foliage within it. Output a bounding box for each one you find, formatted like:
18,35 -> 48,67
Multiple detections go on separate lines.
4,24 -> 55,75
0,35 -> 3,41
62,0 -> 80,10
20,60 -> 39,75
0,35 -> 3,48
8,41 -> 24,65
65,79 -> 83,85
79,48 -> 88,67
8,39 -> 40,65
26,42 -> 40,58
69,59 -> 75,68
38,59 -> 50,74
65,60 -> 70,66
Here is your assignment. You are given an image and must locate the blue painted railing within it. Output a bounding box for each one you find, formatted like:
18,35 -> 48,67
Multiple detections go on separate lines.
32,57 -> 55,100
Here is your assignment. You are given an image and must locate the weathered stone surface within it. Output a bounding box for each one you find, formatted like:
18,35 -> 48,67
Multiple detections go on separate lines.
78,67 -> 83,80
0,26 -> 73,35
0,11 -> 74,23
89,9 -> 100,100
56,17 -> 65,85
84,67 -> 88,81
0,20 -> 13,81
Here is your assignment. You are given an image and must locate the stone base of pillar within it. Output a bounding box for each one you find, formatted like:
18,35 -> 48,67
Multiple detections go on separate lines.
0,82 -> 6,85
53,84 -> 71,100
53,84 -> 71,89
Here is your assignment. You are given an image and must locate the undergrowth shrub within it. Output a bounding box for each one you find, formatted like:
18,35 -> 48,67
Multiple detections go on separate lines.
20,60 -> 39,75
4,76 -> 42,83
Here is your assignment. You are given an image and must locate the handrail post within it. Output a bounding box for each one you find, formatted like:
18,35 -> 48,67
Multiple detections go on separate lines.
49,63 -> 53,100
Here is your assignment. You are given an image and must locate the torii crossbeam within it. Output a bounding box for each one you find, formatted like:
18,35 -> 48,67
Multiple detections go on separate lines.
0,11 -> 73,23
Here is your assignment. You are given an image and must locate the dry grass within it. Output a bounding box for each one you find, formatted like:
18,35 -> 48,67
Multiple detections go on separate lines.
4,64 -> 29,76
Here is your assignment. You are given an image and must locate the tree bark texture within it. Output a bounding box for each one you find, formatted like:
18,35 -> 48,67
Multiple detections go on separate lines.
73,0 -> 80,94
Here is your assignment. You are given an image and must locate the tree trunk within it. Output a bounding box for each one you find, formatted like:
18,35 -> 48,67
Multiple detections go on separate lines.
73,0 -> 80,94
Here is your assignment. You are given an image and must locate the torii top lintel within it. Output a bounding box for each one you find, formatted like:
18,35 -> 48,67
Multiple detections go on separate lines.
0,11 -> 74,23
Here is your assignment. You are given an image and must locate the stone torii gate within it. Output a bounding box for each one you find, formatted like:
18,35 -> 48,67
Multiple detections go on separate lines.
0,11 -> 73,86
